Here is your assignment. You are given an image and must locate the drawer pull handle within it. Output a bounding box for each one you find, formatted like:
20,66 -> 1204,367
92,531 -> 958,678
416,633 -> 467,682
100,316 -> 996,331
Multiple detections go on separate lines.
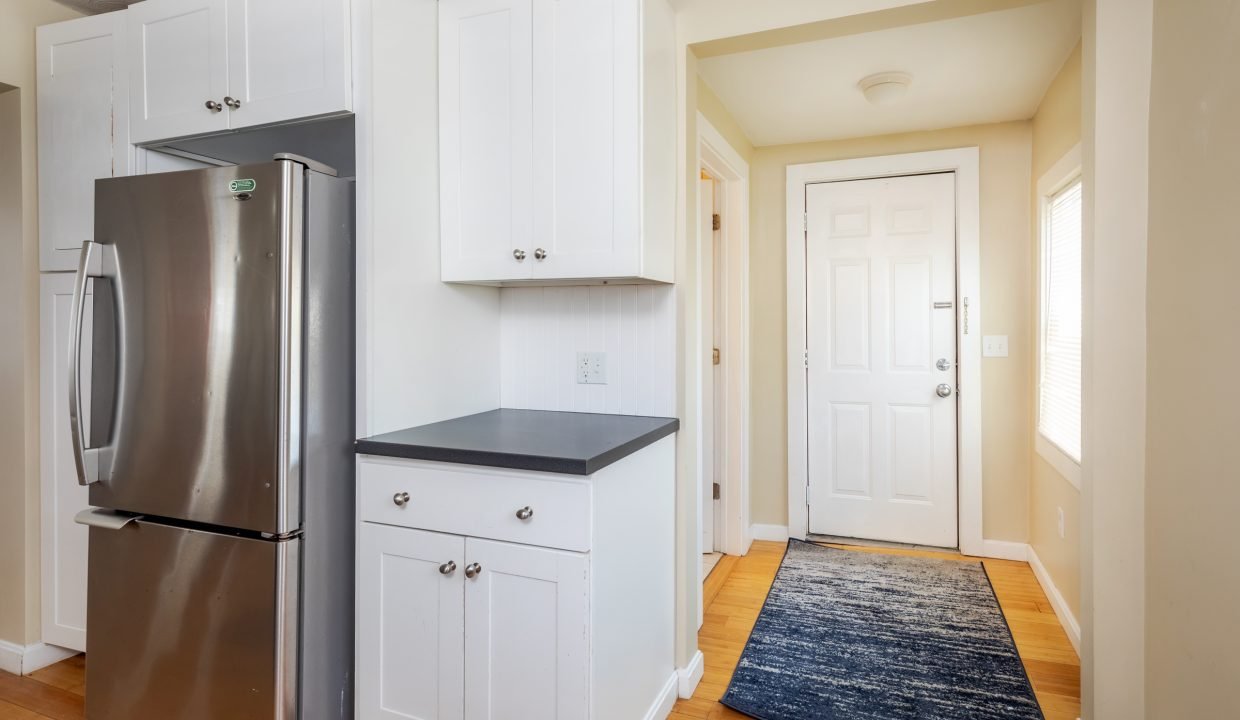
439,561 -> 456,576
515,506 -> 534,521
393,492 -> 410,508
465,563 -> 482,579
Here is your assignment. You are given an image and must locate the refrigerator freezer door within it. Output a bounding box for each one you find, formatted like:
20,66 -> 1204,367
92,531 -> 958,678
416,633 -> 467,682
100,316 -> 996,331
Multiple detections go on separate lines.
85,518 -> 299,720
89,161 -> 304,534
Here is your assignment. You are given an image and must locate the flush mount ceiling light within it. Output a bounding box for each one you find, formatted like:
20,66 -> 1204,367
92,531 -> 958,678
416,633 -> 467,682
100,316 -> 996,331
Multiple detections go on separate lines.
858,72 -> 912,106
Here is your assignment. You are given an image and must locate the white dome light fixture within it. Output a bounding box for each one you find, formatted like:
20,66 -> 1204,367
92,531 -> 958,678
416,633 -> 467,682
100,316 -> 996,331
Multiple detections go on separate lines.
858,72 -> 912,106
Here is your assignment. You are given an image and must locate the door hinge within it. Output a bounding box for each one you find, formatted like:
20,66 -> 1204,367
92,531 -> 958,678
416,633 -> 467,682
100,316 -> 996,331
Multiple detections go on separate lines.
802,213 -> 808,232
803,349 -> 809,368
712,482 -> 721,500
712,348 -> 721,365
712,213 -> 721,231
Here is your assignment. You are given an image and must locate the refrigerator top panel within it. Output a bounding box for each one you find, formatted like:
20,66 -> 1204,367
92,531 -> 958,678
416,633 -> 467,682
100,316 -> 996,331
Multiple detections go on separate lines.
89,160 -> 305,534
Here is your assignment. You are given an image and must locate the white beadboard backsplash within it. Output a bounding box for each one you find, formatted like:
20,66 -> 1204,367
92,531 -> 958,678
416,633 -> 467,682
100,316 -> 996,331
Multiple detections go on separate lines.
500,286 -> 676,417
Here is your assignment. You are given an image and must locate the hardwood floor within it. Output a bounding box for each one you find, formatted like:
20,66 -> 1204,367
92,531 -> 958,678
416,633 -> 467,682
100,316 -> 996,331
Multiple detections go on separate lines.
671,540 -> 1082,720
0,543 -> 1079,720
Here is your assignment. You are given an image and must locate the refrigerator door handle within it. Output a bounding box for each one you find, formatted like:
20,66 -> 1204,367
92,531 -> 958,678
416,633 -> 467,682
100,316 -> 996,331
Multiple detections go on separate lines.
70,240 -> 116,485
74,507 -> 141,530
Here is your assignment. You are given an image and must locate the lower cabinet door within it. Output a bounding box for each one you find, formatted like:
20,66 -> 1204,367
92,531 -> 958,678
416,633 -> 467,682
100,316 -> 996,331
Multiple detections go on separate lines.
464,538 -> 589,720
358,524 -> 466,720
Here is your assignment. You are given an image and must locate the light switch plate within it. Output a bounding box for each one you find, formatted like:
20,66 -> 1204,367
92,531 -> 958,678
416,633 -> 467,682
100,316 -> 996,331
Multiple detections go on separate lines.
576,352 -> 607,384
982,335 -> 1009,357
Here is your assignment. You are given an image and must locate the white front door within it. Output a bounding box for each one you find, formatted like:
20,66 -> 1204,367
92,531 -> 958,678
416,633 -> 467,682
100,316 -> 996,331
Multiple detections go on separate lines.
805,172 -> 958,547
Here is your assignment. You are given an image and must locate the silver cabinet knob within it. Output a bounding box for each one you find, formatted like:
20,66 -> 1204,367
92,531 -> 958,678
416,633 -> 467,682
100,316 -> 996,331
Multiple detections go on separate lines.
205,100 -> 223,113
464,563 -> 482,579
392,491 -> 410,507
936,383 -> 953,398
936,358 -> 953,371
515,506 -> 534,521
513,249 -> 526,261
533,248 -> 547,260
439,560 -> 456,575
223,95 -> 241,109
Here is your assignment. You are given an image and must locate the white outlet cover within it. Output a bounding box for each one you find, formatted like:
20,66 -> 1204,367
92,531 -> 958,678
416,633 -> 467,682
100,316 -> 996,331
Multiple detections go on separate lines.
982,335 -> 1009,358
576,352 -> 607,384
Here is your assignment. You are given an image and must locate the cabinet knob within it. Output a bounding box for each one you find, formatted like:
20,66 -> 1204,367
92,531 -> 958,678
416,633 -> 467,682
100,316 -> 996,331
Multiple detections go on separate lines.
392,491 -> 410,507
465,563 -> 482,579
513,249 -> 526,261
224,96 -> 242,110
205,100 -> 223,113
533,248 -> 547,261
515,506 -> 534,521
439,560 -> 456,575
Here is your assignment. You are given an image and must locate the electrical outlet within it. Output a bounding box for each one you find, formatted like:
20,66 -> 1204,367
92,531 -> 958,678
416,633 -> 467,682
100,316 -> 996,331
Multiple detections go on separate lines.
576,352 -> 607,384
1057,507 -> 1065,539
982,335 -> 1009,357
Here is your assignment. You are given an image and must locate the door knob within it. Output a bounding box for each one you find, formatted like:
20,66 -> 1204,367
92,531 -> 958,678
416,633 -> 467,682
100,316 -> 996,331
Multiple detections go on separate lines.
205,100 -> 222,113
936,358 -> 952,371
515,506 -> 534,521
936,383 -> 953,398
223,96 -> 242,109
533,248 -> 547,260
439,561 -> 456,575
464,563 -> 482,579
513,249 -> 526,261
392,491 -> 410,507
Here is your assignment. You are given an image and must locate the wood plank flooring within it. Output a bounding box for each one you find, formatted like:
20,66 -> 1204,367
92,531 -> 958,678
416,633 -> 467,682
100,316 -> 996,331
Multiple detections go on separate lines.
671,541 -> 1082,720
0,542 -> 1079,720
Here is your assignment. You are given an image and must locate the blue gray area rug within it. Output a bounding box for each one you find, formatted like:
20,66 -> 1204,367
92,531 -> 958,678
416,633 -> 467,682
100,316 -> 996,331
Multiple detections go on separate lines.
720,540 -> 1043,720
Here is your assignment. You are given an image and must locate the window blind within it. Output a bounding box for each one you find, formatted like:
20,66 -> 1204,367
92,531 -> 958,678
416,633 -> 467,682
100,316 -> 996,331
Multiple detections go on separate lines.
1039,179 -> 1082,463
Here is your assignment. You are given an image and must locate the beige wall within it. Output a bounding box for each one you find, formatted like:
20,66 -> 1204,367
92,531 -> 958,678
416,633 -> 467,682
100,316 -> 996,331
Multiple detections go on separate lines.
1029,44 -> 1082,619
0,0 -> 81,647
1144,1 -> 1240,716
696,76 -> 754,163
747,122 -> 1034,542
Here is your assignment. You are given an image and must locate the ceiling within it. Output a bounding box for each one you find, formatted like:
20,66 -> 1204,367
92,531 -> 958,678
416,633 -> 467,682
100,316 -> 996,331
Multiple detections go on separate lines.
696,0 -> 1081,147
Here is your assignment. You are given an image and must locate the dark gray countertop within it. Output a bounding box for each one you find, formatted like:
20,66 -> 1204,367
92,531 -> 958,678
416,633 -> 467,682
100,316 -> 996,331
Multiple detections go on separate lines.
355,409 -> 680,475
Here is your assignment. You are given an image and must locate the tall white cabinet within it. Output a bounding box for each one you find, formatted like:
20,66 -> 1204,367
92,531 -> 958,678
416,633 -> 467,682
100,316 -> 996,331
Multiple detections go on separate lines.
439,0 -> 676,284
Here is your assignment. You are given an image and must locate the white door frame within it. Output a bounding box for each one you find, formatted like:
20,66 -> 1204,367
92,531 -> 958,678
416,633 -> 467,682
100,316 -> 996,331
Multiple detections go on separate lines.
786,147 -> 984,557
696,113 -> 751,560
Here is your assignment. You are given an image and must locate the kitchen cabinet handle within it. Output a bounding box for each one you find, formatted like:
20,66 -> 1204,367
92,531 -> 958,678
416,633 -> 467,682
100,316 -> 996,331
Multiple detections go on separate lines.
205,100 -> 222,113
223,96 -> 242,110
512,249 -> 526,261
392,491 -> 410,507
515,506 -> 534,521
465,563 -> 482,579
439,561 -> 456,575
533,248 -> 547,260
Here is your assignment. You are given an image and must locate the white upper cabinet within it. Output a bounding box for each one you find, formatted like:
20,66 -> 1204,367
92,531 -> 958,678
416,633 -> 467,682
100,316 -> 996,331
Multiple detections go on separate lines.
37,13 -> 131,272
129,0 -> 352,144
128,0 -> 229,143
440,0 -> 676,285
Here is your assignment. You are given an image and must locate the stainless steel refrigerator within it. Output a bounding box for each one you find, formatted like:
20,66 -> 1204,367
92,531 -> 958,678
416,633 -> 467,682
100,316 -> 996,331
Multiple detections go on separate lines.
71,154 -> 355,719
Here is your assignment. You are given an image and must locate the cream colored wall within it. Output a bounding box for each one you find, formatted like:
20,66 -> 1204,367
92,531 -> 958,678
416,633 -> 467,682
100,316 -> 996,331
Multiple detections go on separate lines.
696,76 -> 754,162
747,122 -> 1034,542
1144,1 -> 1240,716
1029,43 -> 1081,619
0,0 -> 82,648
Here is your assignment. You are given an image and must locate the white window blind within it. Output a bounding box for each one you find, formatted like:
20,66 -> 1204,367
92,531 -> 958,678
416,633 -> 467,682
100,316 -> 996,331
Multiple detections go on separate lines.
1039,179 -> 1082,463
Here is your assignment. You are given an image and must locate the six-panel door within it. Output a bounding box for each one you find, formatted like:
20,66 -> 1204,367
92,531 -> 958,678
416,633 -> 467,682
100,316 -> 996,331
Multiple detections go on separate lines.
128,0 -> 229,143
358,524 -> 467,720
463,537 -> 589,720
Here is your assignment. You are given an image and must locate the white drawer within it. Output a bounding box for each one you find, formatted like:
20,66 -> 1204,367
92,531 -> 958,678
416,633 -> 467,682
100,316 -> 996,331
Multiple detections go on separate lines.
358,458 -> 592,552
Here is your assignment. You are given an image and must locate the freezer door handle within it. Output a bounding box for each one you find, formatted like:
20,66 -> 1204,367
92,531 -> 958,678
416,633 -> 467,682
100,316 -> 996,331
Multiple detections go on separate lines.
74,508 -> 141,530
70,241 -> 99,485
70,241 -> 119,487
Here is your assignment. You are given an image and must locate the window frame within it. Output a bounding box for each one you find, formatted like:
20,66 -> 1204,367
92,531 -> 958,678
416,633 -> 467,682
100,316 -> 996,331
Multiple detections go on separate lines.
1036,144 -> 1083,489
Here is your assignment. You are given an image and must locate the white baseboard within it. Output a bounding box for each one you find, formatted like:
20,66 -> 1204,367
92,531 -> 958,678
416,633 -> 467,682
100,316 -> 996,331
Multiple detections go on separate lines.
644,671 -> 680,720
749,523 -> 789,542
1027,546 -> 1082,655
676,649 -> 704,699
0,640 -> 77,675
977,539 -> 1029,561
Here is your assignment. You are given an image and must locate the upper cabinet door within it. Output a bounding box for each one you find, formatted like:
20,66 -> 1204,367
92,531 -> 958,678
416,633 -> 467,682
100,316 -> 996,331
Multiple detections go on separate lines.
128,0 -> 228,144
440,0 -> 534,283
37,13 -> 130,272
224,0 -> 352,130
529,0 -> 639,281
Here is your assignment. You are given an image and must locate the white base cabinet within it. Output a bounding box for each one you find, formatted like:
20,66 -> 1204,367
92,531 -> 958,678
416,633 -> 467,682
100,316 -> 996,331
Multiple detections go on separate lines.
357,436 -> 676,720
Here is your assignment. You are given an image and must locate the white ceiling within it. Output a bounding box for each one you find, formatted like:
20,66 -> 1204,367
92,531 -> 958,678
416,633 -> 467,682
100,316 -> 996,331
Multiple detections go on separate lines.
696,0 -> 1081,147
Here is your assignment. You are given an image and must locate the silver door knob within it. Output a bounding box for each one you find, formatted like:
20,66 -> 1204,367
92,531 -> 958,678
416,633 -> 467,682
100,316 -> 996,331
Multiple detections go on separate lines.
439,561 -> 456,575
392,491 -> 410,507
936,383 -> 953,398
205,100 -> 222,112
513,249 -> 526,261
464,563 -> 482,579
515,506 -> 534,521
533,248 -> 547,260
223,95 -> 241,109
936,358 -> 953,371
